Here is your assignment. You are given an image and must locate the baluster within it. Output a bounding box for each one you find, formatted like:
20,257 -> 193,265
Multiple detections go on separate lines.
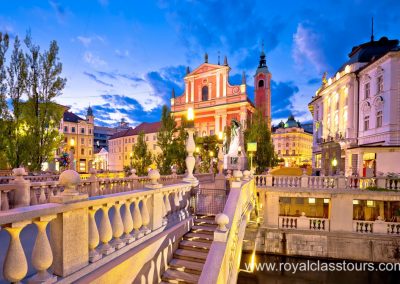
132,198 -> 144,238
1,190 -> 10,210
39,186 -> 47,204
164,192 -> 172,223
88,206 -> 102,262
111,201 -> 125,249
161,193 -> 167,225
121,199 -> 135,243
141,196 -> 151,234
174,191 -> 181,220
3,221 -> 31,283
29,215 -> 57,283
98,204 -> 115,255
31,187 -> 39,205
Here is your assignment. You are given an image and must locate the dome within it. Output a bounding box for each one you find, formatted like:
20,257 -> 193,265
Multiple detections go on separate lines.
284,115 -> 299,128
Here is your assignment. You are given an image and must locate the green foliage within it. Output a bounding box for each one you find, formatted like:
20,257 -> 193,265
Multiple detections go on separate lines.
365,186 -> 392,192
244,108 -> 277,174
131,131 -> 153,176
156,105 -> 187,175
195,135 -> 218,173
0,32 -> 66,171
0,33 -> 10,169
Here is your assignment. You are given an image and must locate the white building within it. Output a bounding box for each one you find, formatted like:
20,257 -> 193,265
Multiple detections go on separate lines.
309,36 -> 400,176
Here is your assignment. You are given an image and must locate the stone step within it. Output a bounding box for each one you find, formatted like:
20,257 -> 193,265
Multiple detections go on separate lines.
161,268 -> 199,284
174,249 -> 208,263
169,258 -> 204,275
194,219 -> 218,226
195,215 -> 216,221
184,232 -> 213,243
191,225 -> 216,235
179,240 -> 211,251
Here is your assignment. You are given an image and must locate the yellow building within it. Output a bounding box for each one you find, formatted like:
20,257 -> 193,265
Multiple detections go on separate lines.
108,122 -> 162,171
58,107 -> 94,173
272,115 -> 313,167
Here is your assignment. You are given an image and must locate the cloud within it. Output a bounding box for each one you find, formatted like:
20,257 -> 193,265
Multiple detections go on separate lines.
83,72 -> 113,87
83,51 -> 107,67
145,65 -> 186,99
48,0 -> 67,23
271,81 -> 299,120
115,49 -> 130,58
77,35 -> 105,47
292,23 -> 327,74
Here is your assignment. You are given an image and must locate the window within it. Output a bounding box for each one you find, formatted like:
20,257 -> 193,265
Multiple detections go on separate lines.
132,138 -> 135,143
292,150 -> 295,155
286,143 -> 289,147
81,138 -> 84,145
89,150 -> 91,155
81,148 -> 84,155
364,116 -> 369,131
377,76 -> 383,93
376,111 -> 383,128
125,147 -> 127,152
64,126 -> 68,132
88,138 -> 91,144
81,128 -> 85,134
286,150 -> 289,155
89,129 -> 92,134
146,136 -> 149,141
292,142 -> 295,147
71,127 -> 75,133
278,150 -> 281,154
258,80 -> 264,88
365,83 -> 370,99
202,86 -> 209,101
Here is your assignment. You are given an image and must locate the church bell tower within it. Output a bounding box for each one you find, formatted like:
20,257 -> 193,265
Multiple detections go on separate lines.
254,46 -> 271,127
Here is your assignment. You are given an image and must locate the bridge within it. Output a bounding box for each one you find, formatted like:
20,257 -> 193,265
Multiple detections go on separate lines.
1,169 -> 400,283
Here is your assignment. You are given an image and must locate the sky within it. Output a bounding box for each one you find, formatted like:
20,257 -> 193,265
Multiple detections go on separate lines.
1,0 -> 399,127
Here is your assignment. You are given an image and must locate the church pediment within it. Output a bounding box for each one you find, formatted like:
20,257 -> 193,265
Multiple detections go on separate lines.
186,63 -> 228,77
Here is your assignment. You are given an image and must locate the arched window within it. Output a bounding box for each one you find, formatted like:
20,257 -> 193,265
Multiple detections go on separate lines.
258,80 -> 264,88
202,86 -> 209,101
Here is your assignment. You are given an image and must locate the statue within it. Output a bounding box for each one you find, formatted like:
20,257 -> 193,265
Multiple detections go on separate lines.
322,72 -> 327,84
223,119 -> 248,170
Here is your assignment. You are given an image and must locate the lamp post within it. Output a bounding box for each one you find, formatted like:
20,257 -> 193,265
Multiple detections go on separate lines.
183,107 -> 199,186
69,138 -> 75,171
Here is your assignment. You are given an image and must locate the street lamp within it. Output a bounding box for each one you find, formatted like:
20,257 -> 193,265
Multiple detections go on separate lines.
69,138 -> 76,171
182,107 -> 198,186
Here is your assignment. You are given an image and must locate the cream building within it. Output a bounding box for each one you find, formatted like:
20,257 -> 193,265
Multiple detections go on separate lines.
272,115 -> 313,167
108,122 -> 162,171
58,107 -> 94,173
309,36 -> 400,176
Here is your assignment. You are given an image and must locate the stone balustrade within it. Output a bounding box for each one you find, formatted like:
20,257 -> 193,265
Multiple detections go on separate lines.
279,215 -> 329,231
0,181 -> 192,283
353,219 -> 400,235
199,176 -> 256,284
0,170 -> 184,211
254,173 -> 399,190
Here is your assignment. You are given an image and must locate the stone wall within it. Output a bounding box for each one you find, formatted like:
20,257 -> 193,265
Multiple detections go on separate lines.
243,228 -> 400,263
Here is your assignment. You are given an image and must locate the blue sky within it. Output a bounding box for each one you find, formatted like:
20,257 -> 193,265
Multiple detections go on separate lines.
1,0 -> 399,126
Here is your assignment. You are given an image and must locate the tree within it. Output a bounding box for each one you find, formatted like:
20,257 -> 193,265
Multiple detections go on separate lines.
0,33 -> 9,169
245,108 -> 277,174
173,123 -> 187,174
195,135 -> 218,173
23,34 -> 66,171
131,131 -> 153,176
156,105 -> 176,174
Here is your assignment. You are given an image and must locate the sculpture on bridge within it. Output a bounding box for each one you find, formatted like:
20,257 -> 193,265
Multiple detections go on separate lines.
223,119 -> 248,171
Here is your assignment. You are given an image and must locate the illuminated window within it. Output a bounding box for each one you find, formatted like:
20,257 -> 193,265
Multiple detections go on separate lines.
202,86 -> 209,101
365,83 -> 370,99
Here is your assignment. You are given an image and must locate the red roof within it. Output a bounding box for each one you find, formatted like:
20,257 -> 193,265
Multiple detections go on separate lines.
109,121 -> 161,140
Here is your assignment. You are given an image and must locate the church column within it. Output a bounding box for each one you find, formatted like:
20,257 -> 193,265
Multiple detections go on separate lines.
185,82 -> 189,103
216,72 -> 220,98
223,73 -> 227,97
215,115 -> 220,134
190,78 -> 194,102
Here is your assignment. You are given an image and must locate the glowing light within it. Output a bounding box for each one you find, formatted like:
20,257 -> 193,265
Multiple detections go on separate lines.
218,131 -> 223,141
308,198 -> 316,204
187,107 -> 194,121
345,65 -> 351,73
209,151 -> 214,157
328,78 -> 332,85
70,138 -> 75,147
336,72 -> 340,80
249,250 -> 256,272
331,158 -> 338,167
195,146 -> 200,153
323,198 -> 330,204
353,200 -> 359,205
367,200 -> 375,207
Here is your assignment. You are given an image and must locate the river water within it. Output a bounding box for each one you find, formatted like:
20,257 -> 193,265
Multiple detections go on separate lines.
237,253 -> 398,284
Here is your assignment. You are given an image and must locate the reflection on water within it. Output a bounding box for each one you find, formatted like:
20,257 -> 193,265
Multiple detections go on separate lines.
238,253 -> 398,284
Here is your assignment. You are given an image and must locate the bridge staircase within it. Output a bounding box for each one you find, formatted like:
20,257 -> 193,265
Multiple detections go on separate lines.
161,215 -> 216,284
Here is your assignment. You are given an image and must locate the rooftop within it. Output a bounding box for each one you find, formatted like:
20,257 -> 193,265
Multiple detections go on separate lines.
63,111 -> 85,123
109,121 -> 161,140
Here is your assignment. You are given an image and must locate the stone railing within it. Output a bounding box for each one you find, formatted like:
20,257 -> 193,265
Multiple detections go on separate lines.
199,173 -> 256,284
255,173 -> 399,191
0,181 -> 192,283
0,169 -> 184,211
279,215 -> 329,231
353,219 -> 400,235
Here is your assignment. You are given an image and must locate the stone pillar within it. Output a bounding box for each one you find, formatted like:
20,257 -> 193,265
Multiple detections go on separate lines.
11,168 -> 30,208
190,78 -> 194,102
266,172 -> 273,187
329,194 -> 353,232
151,190 -> 164,230
50,207 -> 89,277
300,171 -> 308,188
264,193 -> 279,228
297,213 -> 308,230
216,71 -> 220,98
215,115 -> 220,135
